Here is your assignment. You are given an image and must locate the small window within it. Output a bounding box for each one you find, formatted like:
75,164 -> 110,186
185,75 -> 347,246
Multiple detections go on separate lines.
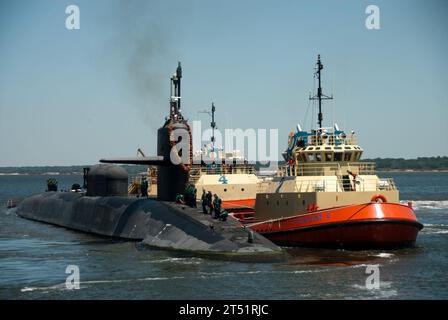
345,146 -> 351,150
334,153 -> 343,161
276,200 -> 279,205
224,188 -> 227,192
241,188 -> 245,192
316,153 -> 322,162
316,147 -> 321,150
308,147 -> 314,150
325,147 -> 331,150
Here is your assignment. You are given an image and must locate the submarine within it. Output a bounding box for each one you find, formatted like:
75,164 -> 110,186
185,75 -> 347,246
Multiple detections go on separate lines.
16,63 -> 284,261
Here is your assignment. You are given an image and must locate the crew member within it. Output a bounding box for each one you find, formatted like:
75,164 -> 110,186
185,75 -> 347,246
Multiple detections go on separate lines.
207,191 -> 213,215
175,194 -> 185,204
347,170 -> 359,191
70,183 -> 82,192
219,209 -> 228,222
201,189 -> 208,214
47,178 -> 58,192
140,177 -> 148,197
192,187 -> 197,208
184,184 -> 194,207
213,194 -> 222,219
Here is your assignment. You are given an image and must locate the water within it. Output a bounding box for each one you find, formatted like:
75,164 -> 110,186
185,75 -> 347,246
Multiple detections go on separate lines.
0,173 -> 447,299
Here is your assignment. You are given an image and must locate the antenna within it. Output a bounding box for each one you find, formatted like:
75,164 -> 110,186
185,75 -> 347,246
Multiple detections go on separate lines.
170,62 -> 183,121
309,55 -> 333,129
211,102 -> 216,148
198,103 -> 217,148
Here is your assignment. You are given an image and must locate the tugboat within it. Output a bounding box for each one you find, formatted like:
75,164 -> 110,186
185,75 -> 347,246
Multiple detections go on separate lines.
189,103 -> 261,211
232,55 -> 423,248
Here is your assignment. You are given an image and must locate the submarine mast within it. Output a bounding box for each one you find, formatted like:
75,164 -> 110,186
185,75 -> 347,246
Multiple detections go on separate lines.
170,62 -> 183,121
309,55 -> 333,129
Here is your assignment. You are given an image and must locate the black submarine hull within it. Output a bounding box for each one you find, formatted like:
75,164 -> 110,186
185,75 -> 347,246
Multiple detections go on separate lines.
17,192 -> 284,261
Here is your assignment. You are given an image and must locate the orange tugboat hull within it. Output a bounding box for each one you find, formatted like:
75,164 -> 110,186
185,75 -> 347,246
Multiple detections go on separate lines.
246,203 -> 423,248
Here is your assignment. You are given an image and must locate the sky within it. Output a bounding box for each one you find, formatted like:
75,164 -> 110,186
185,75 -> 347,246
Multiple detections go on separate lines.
0,0 -> 447,166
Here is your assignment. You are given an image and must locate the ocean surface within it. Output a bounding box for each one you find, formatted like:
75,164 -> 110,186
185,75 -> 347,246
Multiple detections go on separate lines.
0,172 -> 447,300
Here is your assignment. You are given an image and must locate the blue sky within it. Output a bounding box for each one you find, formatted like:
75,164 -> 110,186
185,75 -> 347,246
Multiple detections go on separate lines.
0,0 -> 447,166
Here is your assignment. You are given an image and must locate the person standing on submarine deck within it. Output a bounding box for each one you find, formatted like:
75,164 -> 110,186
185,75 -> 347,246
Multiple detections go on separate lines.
207,191 -> 213,215
140,176 -> 148,198
201,189 -> 208,213
213,194 -> 222,219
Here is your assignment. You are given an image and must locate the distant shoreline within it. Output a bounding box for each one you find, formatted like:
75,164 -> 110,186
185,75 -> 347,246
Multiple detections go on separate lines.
1,169 -> 448,176
377,169 -> 448,173
1,158 -> 447,175
0,173 -> 84,176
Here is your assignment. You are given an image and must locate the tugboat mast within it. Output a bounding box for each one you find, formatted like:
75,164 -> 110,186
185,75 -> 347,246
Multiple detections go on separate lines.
198,103 -> 217,148
211,102 -> 216,148
309,55 -> 333,129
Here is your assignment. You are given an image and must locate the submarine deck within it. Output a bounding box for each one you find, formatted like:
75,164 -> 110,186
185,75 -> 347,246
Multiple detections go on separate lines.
16,192 -> 284,262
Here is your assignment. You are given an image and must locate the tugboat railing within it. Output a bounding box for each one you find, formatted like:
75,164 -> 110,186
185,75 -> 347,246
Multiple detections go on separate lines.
280,162 -> 376,177
190,164 -> 255,176
305,133 -> 358,147
290,177 -> 397,193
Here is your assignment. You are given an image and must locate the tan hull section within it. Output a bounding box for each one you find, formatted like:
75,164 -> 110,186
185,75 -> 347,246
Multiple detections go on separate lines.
194,173 -> 260,209
255,190 -> 399,220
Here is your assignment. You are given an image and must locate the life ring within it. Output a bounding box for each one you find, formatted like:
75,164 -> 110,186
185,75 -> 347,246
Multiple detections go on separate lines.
371,194 -> 387,203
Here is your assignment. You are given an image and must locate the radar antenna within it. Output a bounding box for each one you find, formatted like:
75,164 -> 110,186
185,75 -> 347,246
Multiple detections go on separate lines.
309,55 -> 333,129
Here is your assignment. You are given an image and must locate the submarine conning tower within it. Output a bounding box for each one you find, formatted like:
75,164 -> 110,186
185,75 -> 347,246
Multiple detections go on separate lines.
100,62 -> 193,201
157,62 -> 192,201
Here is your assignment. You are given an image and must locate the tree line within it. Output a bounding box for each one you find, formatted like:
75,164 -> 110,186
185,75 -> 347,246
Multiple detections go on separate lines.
1,157 -> 447,174
361,156 -> 448,171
